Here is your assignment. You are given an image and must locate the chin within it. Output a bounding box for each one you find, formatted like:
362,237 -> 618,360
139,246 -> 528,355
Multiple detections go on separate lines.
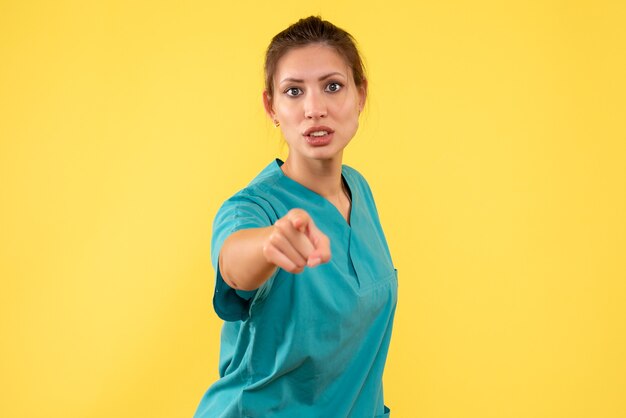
308,147 -> 346,161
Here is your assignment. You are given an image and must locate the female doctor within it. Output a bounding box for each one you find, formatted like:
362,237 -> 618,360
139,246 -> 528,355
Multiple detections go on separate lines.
194,16 -> 397,418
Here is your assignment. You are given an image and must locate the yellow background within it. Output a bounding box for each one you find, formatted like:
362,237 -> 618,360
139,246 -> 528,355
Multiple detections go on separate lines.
1,1 -> 625,417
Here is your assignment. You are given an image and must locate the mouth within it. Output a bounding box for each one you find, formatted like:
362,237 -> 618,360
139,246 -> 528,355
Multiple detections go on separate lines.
309,131 -> 330,137
302,126 -> 334,146
303,126 -> 335,138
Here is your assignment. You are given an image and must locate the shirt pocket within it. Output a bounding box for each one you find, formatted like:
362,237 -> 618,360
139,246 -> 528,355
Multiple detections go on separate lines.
357,267 -> 397,295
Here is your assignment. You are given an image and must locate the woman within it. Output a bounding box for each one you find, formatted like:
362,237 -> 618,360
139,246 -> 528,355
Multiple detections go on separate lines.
194,16 -> 397,418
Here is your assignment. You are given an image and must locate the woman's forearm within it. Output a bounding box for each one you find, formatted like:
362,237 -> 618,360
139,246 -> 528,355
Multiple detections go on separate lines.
219,227 -> 278,291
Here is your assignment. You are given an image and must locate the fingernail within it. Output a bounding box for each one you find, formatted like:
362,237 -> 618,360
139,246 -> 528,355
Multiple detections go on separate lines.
308,257 -> 321,267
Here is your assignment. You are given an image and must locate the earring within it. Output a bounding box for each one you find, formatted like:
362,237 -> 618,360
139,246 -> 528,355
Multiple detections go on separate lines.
274,120 -> 280,127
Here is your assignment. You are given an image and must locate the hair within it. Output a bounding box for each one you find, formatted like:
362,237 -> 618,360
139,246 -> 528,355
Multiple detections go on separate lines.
264,16 -> 366,101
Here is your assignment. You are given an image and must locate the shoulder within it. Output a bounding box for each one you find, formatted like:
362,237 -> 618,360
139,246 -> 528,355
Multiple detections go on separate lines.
342,164 -> 366,182
342,164 -> 375,198
215,161 -> 283,223
246,159 -> 283,189
238,159 -> 284,202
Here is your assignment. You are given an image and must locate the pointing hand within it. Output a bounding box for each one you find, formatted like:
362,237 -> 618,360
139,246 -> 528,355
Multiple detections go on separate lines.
262,208 -> 331,274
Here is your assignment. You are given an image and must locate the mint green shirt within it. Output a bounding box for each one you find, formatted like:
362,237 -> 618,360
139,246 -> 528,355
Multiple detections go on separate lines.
194,159 -> 397,417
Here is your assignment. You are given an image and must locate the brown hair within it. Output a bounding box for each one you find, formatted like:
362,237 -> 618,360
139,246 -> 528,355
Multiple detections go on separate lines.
264,16 -> 366,101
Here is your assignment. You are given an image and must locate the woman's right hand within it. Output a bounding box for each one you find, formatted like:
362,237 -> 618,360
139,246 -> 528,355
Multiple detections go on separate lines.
219,208 -> 331,291
262,208 -> 331,274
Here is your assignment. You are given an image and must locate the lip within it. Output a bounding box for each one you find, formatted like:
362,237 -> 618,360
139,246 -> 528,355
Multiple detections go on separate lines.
304,131 -> 334,146
302,126 -> 335,147
303,126 -> 334,136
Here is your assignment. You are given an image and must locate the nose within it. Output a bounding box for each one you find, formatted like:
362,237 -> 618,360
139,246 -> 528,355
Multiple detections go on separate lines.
304,90 -> 327,119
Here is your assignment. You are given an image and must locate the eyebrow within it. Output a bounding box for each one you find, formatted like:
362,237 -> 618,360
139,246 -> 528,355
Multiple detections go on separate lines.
279,72 -> 346,85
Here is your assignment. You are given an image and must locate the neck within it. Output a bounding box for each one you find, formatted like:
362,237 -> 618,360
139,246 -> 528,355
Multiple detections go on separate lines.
281,154 -> 344,199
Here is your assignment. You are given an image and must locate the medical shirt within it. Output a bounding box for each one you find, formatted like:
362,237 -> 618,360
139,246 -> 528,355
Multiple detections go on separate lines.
194,159 -> 397,418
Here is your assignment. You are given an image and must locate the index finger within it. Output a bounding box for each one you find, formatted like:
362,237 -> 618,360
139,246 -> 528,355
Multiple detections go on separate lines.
306,222 -> 331,267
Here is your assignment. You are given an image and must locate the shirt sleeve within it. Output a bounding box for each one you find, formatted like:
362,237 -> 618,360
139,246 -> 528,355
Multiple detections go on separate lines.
210,193 -> 275,321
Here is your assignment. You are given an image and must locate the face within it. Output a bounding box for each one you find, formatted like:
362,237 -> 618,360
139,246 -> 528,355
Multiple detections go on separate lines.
264,44 -> 367,164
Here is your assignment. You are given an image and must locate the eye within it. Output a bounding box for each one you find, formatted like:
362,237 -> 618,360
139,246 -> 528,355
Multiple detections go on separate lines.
284,87 -> 303,97
325,82 -> 343,93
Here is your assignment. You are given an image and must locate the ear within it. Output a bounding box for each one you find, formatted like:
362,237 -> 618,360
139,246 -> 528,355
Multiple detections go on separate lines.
357,79 -> 368,112
262,90 -> 275,120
